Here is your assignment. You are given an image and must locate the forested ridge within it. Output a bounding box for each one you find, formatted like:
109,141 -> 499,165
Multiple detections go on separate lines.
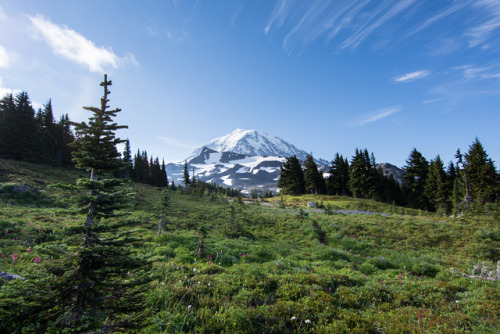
279,142 -> 499,215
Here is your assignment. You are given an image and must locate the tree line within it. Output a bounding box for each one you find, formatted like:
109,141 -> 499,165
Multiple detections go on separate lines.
278,140 -> 499,214
0,92 -> 74,165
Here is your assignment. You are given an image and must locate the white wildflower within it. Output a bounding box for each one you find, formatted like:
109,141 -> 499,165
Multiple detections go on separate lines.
291,316 -> 297,321
305,319 -> 311,324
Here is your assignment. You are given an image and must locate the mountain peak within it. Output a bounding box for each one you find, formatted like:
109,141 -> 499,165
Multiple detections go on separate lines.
189,128 -> 316,161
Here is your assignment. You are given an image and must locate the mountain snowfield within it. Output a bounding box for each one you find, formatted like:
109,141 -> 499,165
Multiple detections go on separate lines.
165,129 -> 403,193
188,129 -> 326,164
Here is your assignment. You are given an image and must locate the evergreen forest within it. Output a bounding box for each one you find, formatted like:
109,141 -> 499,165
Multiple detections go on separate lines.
0,76 -> 498,333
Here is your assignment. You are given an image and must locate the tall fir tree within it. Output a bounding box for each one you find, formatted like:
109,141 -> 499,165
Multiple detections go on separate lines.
277,155 -> 305,195
464,138 -> 498,204
403,148 -> 429,210
57,75 -> 146,331
304,154 -> 326,194
348,148 -> 377,199
327,153 -> 350,196
183,161 -> 190,187
425,155 -> 450,213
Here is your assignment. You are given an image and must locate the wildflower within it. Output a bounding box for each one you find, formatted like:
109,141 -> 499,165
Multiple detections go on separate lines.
188,305 -> 192,309
26,248 -> 31,253
163,262 -> 166,266
198,281 -> 201,284
34,257 -> 42,263
193,268 -> 197,272
208,283 -> 211,286
291,316 -> 297,321
179,280 -> 182,283
455,300 -> 459,304
305,319 -> 311,324
12,254 -> 19,263
419,314 -> 422,321
161,282 -> 165,286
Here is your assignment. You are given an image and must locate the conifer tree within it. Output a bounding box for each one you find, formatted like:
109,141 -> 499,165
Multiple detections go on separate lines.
57,75 -> 146,331
120,138 -> 133,178
54,113 -> 75,166
425,155 -> 450,213
304,154 -> 325,194
161,159 -> 169,187
183,161 -> 190,187
403,148 -> 429,210
277,155 -> 305,195
0,75 -> 149,333
327,153 -> 350,196
464,138 -> 498,203
348,148 -> 376,199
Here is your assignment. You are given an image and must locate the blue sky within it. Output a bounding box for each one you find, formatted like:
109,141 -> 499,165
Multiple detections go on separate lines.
0,0 -> 499,168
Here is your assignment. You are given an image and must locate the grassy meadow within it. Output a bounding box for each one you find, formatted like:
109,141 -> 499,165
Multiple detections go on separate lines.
0,159 -> 499,333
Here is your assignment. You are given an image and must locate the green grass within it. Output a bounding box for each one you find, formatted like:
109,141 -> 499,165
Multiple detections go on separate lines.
0,159 -> 499,333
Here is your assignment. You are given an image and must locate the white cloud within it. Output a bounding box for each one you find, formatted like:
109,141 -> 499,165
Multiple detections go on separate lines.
455,64 -> 500,80
340,0 -> 417,50
0,44 -> 8,68
393,70 -> 431,83
265,0 -> 419,53
349,106 -> 401,126
28,15 -> 135,73
466,0 -> 500,48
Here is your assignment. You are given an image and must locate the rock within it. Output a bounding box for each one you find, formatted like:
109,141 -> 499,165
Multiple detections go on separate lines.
12,185 -> 33,194
307,202 -> 315,208
471,264 -> 482,276
0,272 -> 25,281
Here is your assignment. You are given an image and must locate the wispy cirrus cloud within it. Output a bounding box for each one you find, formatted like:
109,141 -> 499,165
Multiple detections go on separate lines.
264,0 -> 500,54
28,15 -> 137,73
265,0 -> 418,52
348,106 -> 401,127
406,2 -> 467,38
466,0 -> 500,48
340,0 -> 416,50
393,70 -> 431,83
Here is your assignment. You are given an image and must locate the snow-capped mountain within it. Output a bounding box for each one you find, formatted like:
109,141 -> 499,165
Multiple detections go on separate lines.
164,129 -> 405,194
165,146 -> 285,193
188,129 -> 327,165
165,129 -> 328,193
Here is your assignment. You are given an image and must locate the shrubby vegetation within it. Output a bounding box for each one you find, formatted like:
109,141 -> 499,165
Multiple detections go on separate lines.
1,162 -> 499,332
